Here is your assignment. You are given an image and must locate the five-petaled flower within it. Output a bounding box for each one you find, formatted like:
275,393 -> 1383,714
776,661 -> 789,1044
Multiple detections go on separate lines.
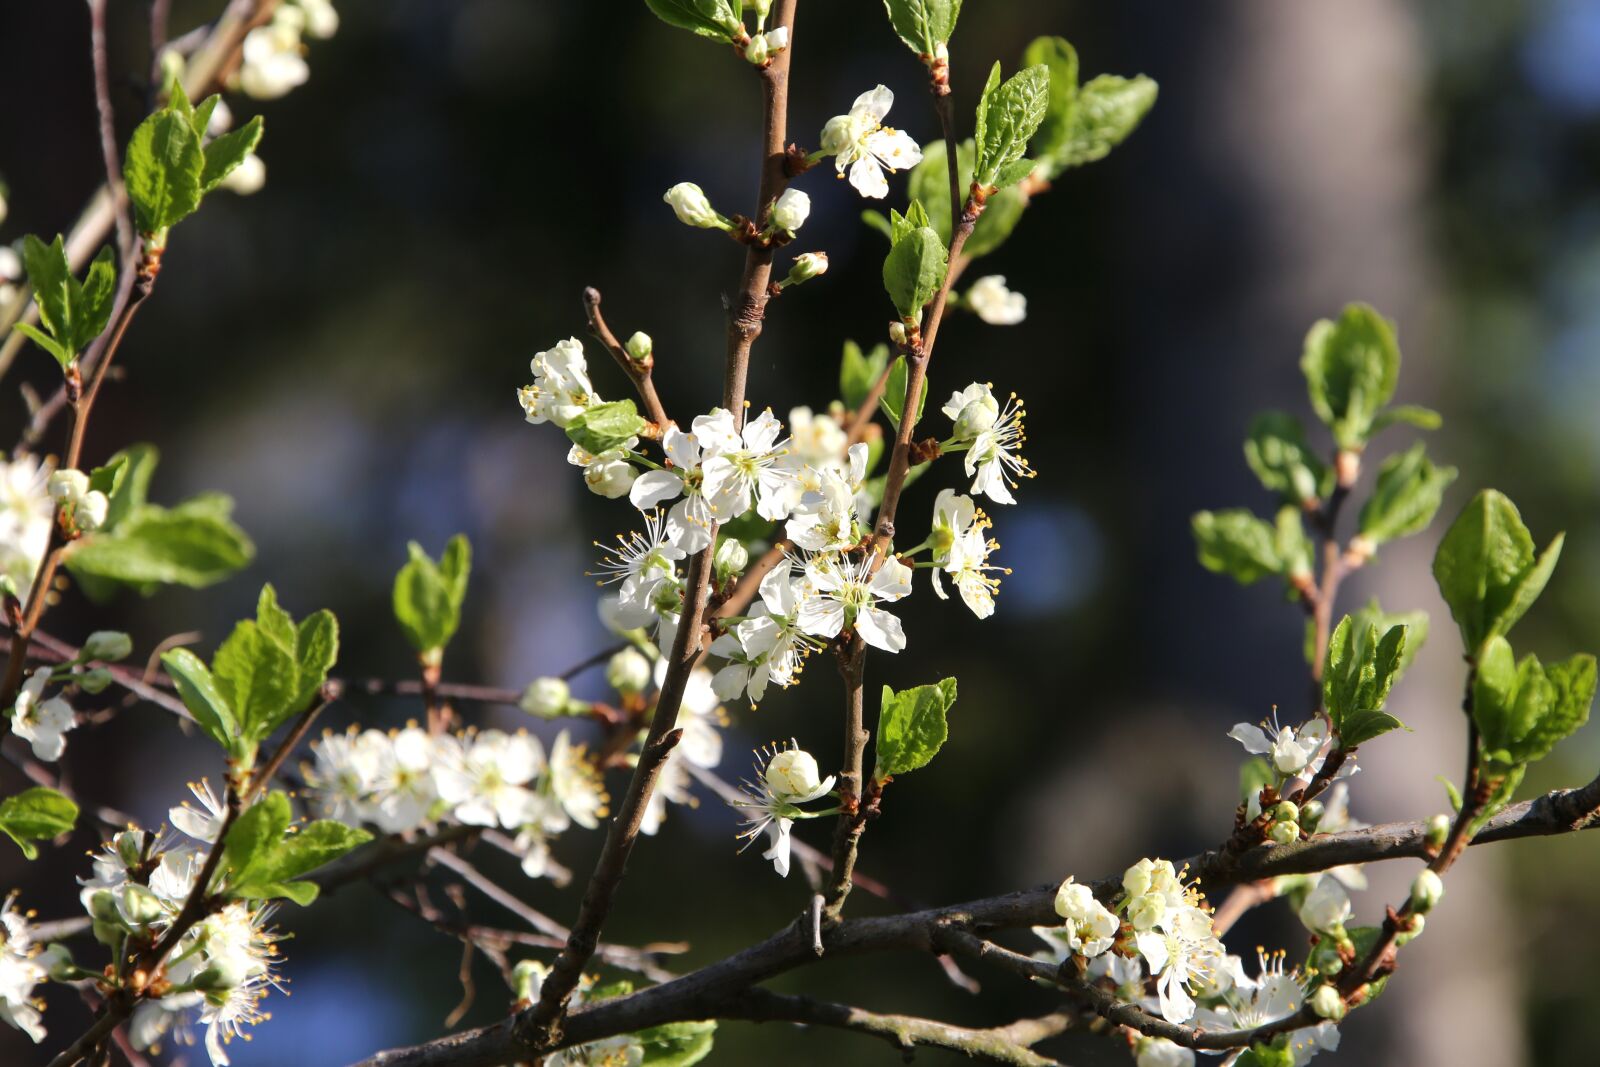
819,85 -> 923,199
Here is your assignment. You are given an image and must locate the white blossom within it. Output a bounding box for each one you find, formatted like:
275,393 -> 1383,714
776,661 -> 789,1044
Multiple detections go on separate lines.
796,552 -> 913,653
237,15 -> 310,100
170,778 -> 229,842
733,740 -> 836,877
520,338 -> 601,428
1230,711 -> 1328,776
1298,873 -> 1352,934
0,898 -> 46,1043
628,425 -> 718,552
943,384 -> 1032,505
698,408 -> 802,522
936,524 -> 1007,619
819,86 -> 923,199
549,730 -> 607,831
370,726 -> 440,833
1192,950 -> 1341,1065
592,509 -> 686,630
0,453 -> 53,602
303,728 -> 386,823
967,275 -> 1028,325
435,729 -> 544,829
1135,1038 -> 1194,1067
10,667 -> 76,761
1050,877 -> 1119,958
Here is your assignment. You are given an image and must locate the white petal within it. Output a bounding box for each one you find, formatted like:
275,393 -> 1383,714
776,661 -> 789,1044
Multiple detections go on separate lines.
848,156 -> 890,199
856,607 -> 905,653
1227,723 -> 1272,755
630,470 -> 683,510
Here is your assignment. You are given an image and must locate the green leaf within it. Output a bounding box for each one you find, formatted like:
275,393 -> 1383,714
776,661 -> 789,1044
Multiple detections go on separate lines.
1191,509 -> 1283,585
0,787 -> 79,859
1370,404 -> 1442,434
877,355 -> 928,431
1300,304 -> 1401,450
887,199 -> 933,245
1244,411 -> 1330,506
907,140 -> 1028,259
65,494 -> 255,591
638,1020 -> 717,1067
160,648 -> 236,749
1520,654 -> 1597,762
565,399 -> 647,455
1022,36 -> 1080,163
643,0 -> 741,40
861,210 -> 894,240
200,115 -> 264,194
1343,599 -> 1428,678
212,620 -> 299,745
124,107 -> 205,234
839,340 -> 889,410
1322,617 -> 1411,746
11,323 -> 70,370
393,536 -> 471,656
882,225 -> 948,320
1358,443 -> 1458,548
874,677 -> 957,779
223,792 -> 371,905
1471,638 -> 1595,765
1431,489 -> 1561,652
882,0 -> 963,56
71,245 -> 118,354
21,234 -> 71,343
99,443 -> 159,533
294,611 -> 339,711
1045,74 -> 1158,173
973,63 -> 1051,189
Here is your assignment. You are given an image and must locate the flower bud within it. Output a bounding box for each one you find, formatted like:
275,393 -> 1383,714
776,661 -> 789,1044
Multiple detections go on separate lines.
1271,800 -> 1299,824
1126,892 -> 1166,932
1309,983 -> 1346,1021
953,394 -> 999,439
38,943 -> 75,981
714,538 -> 749,579
606,648 -> 652,696
1135,1037 -> 1195,1067
520,676 -> 570,718
513,959 -> 549,1003
782,252 -> 828,288
88,890 -> 122,925
1396,913 -> 1425,945
1298,875 -> 1351,934
766,747 -> 824,800
115,830 -> 145,869
1410,868 -> 1444,914
78,667 -> 114,694
1268,820 -> 1299,845
1425,813 -> 1450,849
220,153 -> 267,196
1054,877 -> 1097,922
1122,858 -> 1155,898
83,630 -> 133,662
48,469 -> 89,503
888,321 -> 908,346
751,0 -> 772,16
819,115 -> 854,156
744,34 -> 770,65
663,182 -> 724,229
625,332 -> 653,362
117,884 -> 165,927
771,188 -> 810,233
583,451 -> 638,500
1298,799 -> 1324,831
75,489 -> 109,531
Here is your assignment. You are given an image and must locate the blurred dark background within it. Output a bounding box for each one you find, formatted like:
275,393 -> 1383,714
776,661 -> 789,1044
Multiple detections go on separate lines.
2,1 -> 1599,1064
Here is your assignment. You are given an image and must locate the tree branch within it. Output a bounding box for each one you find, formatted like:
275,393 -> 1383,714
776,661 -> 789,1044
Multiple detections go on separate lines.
582,287 -> 669,428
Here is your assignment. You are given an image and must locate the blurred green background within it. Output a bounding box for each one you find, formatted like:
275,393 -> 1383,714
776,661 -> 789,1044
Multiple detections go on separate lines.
2,1 -> 1599,1064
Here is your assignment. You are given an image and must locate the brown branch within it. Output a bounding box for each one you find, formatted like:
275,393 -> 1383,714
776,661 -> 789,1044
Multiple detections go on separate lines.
822,636 -> 869,921
582,288 -> 669,428
350,770 -> 1600,1067
89,0 -> 135,261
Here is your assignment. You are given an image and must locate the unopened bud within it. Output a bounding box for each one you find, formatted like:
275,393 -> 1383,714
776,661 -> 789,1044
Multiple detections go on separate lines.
953,394 -> 1000,440
519,676 -> 570,718
117,884 -> 164,926
513,959 -> 549,1003
48,470 -> 89,503
1271,800 -> 1300,824
1268,820 -> 1299,845
1425,813 -> 1451,849
1309,983 -> 1346,1021
75,490 -> 109,531
744,34 -> 770,65
78,667 -> 114,694
888,322 -> 908,346
625,332 -> 653,362
771,188 -> 810,233
606,648 -> 652,696
1298,799 -> 1325,832
714,538 -> 749,579
766,747 -> 824,800
38,944 -> 74,981
1410,869 -> 1444,914
781,252 -> 828,288
88,890 -> 122,925
1396,913 -> 1425,945
83,630 -> 133,662
663,182 -> 725,229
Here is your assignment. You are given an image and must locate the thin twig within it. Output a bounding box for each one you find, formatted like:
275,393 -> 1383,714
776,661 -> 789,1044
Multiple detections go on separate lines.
582,288 -> 669,428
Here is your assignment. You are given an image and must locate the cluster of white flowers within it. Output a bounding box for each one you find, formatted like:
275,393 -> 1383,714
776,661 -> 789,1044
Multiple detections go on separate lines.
733,740 -> 837,877
76,818 -> 282,1066
0,897 -> 52,1044
0,452 -> 53,603
520,337 -> 603,429
236,0 -> 339,100
302,725 -> 606,878
1192,950 -> 1342,1064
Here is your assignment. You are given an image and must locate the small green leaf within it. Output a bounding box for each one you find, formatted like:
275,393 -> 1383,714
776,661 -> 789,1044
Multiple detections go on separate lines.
224,792 -> 371,905
393,535 -> 472,656
21,234 -> 71,343
1338,707 -> 1406,748
160,648 -> 237,750
973,63 -> 1051,189
294,611 -> 339,711
1244,411 -> 1330,505
1431,489 -> 1561,652
1471,638 -> 1595,765
124,107 -> 205,234
1021,36 -> 1080,163
0,787 -> 79,859
212,620 -> 299,745
1519,654 -> 1597,762
881,0 -> 963,56
1370,404 -> 1442,434
11,323 -> 70,370
643,0 -> 741,40
70,246 -> 118,354
1300,304 -> 1401,450
877,355 -> 928,431
64,494 -> 255,591
200,115 -> 264,194
99,443 -> 159,532
1322,617 -> 1411,746
882,225 -> 948,320
907,139 -> 1028,258
637,1019 -> 717,1067
1344,599 -> 1428,678
565,399 -> 647,455
1191,509 -> 1283,585
1358,443 -> 1458,548
1044,74 -> 1158,173
874,678 -> 957,779
839,340 -> 889,410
